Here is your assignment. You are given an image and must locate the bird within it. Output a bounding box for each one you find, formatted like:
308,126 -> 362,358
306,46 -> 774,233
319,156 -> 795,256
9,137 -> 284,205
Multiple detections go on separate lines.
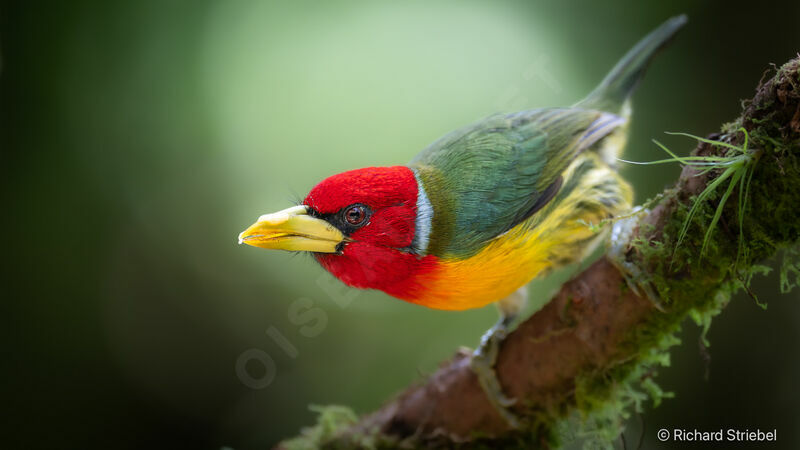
238,15 -> 686,426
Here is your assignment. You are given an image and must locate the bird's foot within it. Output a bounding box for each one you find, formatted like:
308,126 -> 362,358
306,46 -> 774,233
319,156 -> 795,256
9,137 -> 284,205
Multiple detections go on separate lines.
470,321 -> 523,428
608,208 -> 665,310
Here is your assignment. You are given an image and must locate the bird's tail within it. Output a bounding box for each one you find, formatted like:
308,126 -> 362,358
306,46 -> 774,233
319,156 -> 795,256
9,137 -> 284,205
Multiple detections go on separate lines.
576,15 -> 687,113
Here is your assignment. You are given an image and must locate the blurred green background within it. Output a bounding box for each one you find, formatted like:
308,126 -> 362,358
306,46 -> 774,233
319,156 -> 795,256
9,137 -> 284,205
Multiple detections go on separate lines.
3,1 -> 800,449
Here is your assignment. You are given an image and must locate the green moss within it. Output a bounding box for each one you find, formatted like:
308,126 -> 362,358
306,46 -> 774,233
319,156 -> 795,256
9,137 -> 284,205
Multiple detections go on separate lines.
280,405 -> 379,450
780,245 -> 800,293
555,324 -> 679,449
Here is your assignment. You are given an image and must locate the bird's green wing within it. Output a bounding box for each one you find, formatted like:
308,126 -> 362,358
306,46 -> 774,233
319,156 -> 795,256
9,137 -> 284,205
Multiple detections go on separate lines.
409,107 -> 624,258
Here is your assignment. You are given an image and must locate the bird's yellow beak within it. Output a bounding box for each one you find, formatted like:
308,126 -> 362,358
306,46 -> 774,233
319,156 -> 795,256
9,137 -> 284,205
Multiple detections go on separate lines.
238,205 -> 345,253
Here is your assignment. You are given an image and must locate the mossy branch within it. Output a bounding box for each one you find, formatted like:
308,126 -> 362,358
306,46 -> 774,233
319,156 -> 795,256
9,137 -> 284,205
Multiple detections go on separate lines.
278,57 -> 800,449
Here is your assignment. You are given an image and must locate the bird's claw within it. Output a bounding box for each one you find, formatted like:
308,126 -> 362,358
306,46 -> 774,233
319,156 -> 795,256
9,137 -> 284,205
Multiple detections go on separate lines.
471,322 -> 523,428
608,208 -> 666,310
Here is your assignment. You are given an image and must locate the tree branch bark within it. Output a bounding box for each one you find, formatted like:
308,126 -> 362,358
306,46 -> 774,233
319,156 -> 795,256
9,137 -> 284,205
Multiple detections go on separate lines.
279,57 -> 800,449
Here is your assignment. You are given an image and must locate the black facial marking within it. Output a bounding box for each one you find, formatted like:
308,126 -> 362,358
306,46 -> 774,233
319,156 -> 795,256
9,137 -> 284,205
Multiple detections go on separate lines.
308,203 -> 372,236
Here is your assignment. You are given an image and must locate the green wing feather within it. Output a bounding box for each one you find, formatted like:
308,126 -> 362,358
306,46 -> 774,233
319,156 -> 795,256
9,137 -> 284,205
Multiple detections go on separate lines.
410,108 -> 623,258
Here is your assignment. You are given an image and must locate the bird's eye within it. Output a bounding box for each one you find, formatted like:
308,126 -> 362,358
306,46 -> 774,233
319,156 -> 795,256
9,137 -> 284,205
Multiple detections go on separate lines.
344,204 -> 367,225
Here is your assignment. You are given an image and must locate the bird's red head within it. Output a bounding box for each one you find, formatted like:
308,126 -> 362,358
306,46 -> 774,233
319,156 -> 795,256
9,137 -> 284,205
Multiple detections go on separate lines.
239,166 -> 437,300
304,166 -> 436,296
303,166 -> 418,251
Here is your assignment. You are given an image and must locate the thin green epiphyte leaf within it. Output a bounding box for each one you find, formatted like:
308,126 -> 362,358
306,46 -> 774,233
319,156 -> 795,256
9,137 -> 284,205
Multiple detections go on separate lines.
700,168 -> 743,256
665,131 -> 746,153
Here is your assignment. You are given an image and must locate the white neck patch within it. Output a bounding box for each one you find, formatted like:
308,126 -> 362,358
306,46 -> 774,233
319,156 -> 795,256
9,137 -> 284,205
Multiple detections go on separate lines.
411,169 -> 433,255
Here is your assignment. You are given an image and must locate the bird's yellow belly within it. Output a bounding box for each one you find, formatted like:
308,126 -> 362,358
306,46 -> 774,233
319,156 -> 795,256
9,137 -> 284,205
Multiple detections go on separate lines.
408,154 -> 632,310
